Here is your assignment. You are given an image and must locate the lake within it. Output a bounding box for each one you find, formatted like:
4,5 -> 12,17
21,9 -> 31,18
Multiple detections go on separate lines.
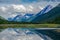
0,28 -> 60,40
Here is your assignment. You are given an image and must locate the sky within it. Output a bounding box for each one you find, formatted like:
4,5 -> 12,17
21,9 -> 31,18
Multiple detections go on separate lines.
0,0 -> 60,19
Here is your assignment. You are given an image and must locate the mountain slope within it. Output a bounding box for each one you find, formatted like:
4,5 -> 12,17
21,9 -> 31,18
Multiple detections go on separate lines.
0,16 -> 22,24
27,5 -> 53,22
29,4 -> 60,23
10,14 -> 34,22
0,16 -> 8,24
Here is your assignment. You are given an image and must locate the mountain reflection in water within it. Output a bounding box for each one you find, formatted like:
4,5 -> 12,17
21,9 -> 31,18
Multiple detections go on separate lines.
0,28 -> 60,40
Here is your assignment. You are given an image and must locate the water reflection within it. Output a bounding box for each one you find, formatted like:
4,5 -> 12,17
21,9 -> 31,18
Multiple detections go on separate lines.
0,28 -> 60,40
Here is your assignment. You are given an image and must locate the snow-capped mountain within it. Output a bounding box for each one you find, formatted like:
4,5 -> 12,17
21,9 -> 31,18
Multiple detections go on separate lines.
28,4 -> 60,23
8,14 -> 22,22
7,4 -> 60,23
8,5 -> 53,22
12,15 -> 22,22
8,13 -> 34,22
27,5 -> 53,22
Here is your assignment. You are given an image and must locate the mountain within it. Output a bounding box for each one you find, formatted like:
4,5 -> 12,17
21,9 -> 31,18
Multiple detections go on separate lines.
22,14 -> 34,22
28,4 -> 60,23
27,5 -> 53,22
0,16 -> 8,24
11,14 -> 34,22
0,16 -> 22,24
12,15 -> 22,22
0,16 -> 5,20
8,18 -> 13,21
2,4 -> 60,24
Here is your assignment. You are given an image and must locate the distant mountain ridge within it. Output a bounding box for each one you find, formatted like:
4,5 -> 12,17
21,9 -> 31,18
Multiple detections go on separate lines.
29,4 -> 60,23
0,16 -> 8,24
8,14 -> 34,22
0,4 -> 60,24
0,16 -> 5,20
0,16 -> 22,24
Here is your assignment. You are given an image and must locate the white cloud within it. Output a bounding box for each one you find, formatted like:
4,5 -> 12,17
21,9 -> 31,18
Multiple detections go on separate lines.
0,4 -> 44,19
0,4 -> 27,19
11,14 -> 17,18
12,5 -> 26,12
1,7 -> 7,12
26,5 -> 34,13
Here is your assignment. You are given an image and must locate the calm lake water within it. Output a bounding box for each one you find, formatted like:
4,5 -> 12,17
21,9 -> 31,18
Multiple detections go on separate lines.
0,28 -> 60,40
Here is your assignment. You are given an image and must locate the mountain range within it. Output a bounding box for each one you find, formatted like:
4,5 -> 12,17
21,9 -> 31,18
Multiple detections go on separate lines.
8,13 -> 34,22
29,4 -> 60,23
0,4 -> 60,24
0,16 -> 22,24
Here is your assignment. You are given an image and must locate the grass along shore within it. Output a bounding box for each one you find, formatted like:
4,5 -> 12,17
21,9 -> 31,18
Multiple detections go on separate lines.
0,24 -> 60,29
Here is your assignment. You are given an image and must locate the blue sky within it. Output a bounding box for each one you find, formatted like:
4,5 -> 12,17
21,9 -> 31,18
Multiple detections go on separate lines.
0,0 -> 60,4
20,0 -> 60,3
21,0 -> 60,3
